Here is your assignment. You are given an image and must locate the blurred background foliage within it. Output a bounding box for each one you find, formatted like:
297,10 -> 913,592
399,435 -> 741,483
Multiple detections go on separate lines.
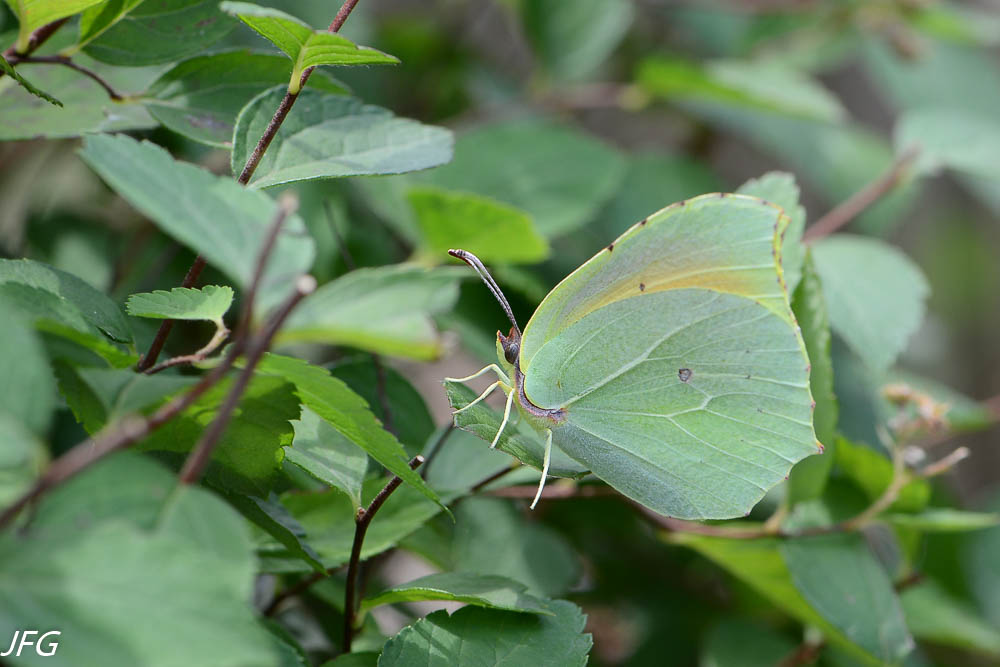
3,0 -> 1000,665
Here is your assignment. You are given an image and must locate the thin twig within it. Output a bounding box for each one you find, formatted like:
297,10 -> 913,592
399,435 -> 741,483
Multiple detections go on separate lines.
265,570 -> 329,617
343,455 -> 424,653
143,320 -> 230,375
802,147 -> 920,242
138,0 -> 365,370
418,423 -> 455,478
7,54 -> 123,100
178,275 -> 316,484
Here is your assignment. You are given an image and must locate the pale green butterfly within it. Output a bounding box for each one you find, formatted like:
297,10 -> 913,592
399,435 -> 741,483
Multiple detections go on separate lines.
447,192 -> 821,519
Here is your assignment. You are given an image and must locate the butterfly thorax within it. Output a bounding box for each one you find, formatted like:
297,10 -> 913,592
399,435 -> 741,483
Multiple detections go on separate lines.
497,327 -> 566,427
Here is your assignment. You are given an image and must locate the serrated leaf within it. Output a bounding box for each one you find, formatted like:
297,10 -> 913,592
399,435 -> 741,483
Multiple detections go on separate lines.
3,0 -> 103,51
901,579 -> 1000,657
409,186 -> 548,265
231,87 -> 453,189
280,265 -> 461,360
361,572 -> 552,616
259,478 -> 442,573
444,379 -> 589,479
55,363 -> 196,433
126,285 -> 234,322
453,498 -> 580,598
886,509 -> 1000,532
78,134 -> 314,313
637,56 -> 845,122
787,253 -> 837,504
254,354 -> 442,510
523,0 -> 633,82
781,533 -> 913,663
835,437 -> 930,513
737,171 -> 806,293
0,452 -> 283,666
812,235 -> 929,372
143,49 -> 348,147
80,0 -> 237,66
287,407 -> 367,508
379,600 -> 592,667
0,258 -> 131,342
416,118 -> 626,238
139,374 -> 300,495
221,1 -> 398,92
0,54 -> 60,105
0,55 -> 156,140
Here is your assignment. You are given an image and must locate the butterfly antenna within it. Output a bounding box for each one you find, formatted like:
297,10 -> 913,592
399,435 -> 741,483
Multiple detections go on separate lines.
449,249 -> 521,337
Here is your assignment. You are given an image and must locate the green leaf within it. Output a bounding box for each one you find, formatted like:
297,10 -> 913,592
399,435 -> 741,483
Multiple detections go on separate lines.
287,406 -> 367,508
701,618 -> 797,667
886,509 -> 1000,533
900,579 -> 1000,657
835,437 -> 930,513
417,118 -> 627,238
255,354 -> 442,510
231,87 -> 453,189
0,452 -> 283,666
672,533 -> 887,665
896,107 -> 1000,181
409,186 -> 549,265
0,258 -> 132,342
222,491 -> 326,574
221,1 -> 398,93
883,369 -> 994,433
361,572 -> 552,616
143,49 -> 348,147
786,253 -> 837,504
78,133 -> 315,313
966,496 -> 1000,627
736,171 -> 806,293
0,53 -> 60,105
81,0 -> 237,66
0,413 -> 46,507
76,0 -> 144,47
0,55 -> 156,140
280,265 -> 461,360
444,379 -> 589,479
330,355 -> 435,456
637,56 -> 845,122
453,498 -> 580,598
55,363 -> 196,433
379,600 -> 592,667
259,478 -> 442,572
0,310 -> 56,435
139,374 -> 300,495
523,0 -> 633,81
3,0 -> 103,51
781,533 -> 913,663
321,654 -> 378,667
423,426 -> 513,496
126,285 -> 234,322
812,235 -> 929,372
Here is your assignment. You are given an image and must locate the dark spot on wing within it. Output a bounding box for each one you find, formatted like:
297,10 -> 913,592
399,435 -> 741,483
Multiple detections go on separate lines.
640,217 -> 648,226
607,243 -> 614,252
678,368 -> 692,383
639,282 -> 645,292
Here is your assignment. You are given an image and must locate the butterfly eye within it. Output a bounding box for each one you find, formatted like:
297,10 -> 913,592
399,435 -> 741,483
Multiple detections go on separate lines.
503,341 -> 519,364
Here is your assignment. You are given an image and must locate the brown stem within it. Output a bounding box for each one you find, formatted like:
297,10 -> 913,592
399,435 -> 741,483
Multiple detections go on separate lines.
138,0 -> 364,370
178,275 -> 316,484
1,18 -> 68,64
7,54 -> 122,100
802,147 -> 920,242
418,423 -> 455,478
265,570 -> 329,617
343,455 -> 424,653
469,465 -> 518,494
143,320 -> 230,375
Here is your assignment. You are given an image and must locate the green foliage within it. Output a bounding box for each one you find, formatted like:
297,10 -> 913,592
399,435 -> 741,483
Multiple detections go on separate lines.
2,2 -> 998,664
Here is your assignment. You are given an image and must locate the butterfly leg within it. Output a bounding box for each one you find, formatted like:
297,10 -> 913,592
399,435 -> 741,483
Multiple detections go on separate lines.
451,381 -> 500,415
530,429 -> 553,510
445,364 -> 510,386
490,386 -> 515,449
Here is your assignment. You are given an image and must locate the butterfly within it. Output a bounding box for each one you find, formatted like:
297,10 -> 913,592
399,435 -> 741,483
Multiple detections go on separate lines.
447,192 -> 821,519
